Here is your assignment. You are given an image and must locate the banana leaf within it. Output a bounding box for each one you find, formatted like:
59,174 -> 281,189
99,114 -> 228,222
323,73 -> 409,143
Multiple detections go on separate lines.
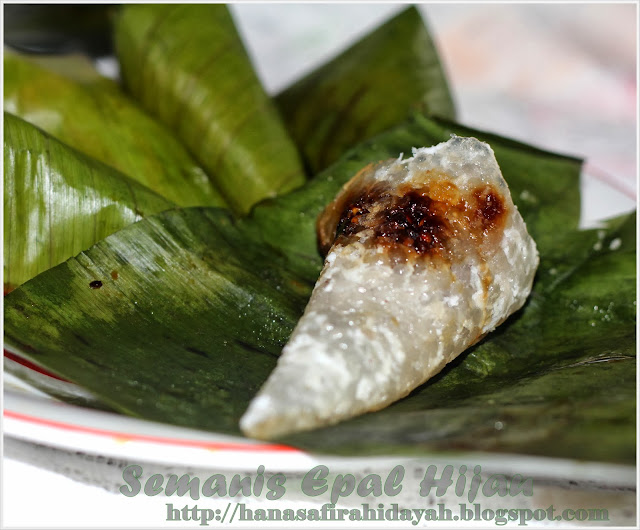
4,207 -> 310,432
248,113 -> 583,280
4,114 -> 635,464
4,52 -> 227,208
114,4 -> 306,214
275,6 -> 456,173
3,112 -> 174,290
285,213 -> 636,463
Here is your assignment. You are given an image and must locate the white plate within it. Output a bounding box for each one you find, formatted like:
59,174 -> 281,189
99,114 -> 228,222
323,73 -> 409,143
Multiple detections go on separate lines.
3,361 -> 637,488
4,165 -> 636,485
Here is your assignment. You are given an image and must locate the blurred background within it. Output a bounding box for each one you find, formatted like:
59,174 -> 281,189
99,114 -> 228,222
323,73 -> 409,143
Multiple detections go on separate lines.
232,3 -> 638,200
4,3 -> 636,220
229,3 -> 637,223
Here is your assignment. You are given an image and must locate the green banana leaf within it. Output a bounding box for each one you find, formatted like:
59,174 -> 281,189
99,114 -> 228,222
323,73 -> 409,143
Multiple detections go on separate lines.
4,52 -> 227,208
248,113 -> 583,280
5,207 -> 310,432
275,6 -> 456,173
4,114 -> 635,464
3,112 -> 174,290
114,4 -> 306,214
286,213 -> 636,463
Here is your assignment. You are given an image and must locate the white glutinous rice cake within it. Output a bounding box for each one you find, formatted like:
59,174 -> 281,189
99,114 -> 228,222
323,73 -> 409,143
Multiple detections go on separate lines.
241,136 -> 539,440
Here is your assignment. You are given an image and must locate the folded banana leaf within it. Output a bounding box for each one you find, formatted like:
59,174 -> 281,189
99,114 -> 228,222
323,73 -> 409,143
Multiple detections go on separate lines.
286,213 -> 636,463
114,4 -> 306,214
4,114 -> 635,464
275,6 -> 456,173
4,52 -> 227,208
3,112 -> 174,290
248,113 -> 583,280
5,207 -> 310,432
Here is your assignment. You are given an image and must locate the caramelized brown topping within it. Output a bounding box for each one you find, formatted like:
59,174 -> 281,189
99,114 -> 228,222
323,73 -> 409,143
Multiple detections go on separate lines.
474,187 -> 505,231
336,196 -> 370,238
319,167 -> 509,260
373,191 -> 449,255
